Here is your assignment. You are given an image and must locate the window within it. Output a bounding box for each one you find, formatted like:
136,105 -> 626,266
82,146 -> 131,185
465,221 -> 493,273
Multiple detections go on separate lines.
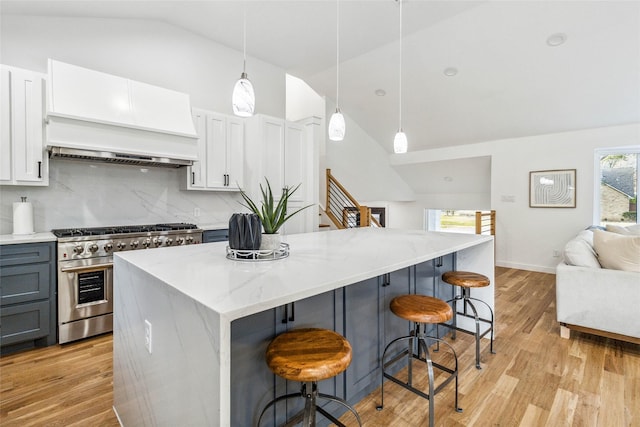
425,209 -> 476,234
595,149 -> 639,226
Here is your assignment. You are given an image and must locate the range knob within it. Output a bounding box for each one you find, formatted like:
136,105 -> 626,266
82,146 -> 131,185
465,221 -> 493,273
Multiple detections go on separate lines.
186,236 -> 194,244
73,245 -> 84,254
116,241 -> 127,250
142,239 -> 151,248
176,237 -> 185,245
104,243 -> 113,252
130,240 -> 139,249
88,244 -> 99,253
165,238 -> 174,246
152,237 -> 163,247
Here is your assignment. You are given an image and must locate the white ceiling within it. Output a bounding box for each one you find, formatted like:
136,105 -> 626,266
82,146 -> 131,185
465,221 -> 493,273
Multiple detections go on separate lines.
2,0 -> 640,155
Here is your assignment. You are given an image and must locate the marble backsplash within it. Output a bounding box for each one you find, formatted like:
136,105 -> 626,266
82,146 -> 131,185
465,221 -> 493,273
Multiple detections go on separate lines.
0,159 -> 244,234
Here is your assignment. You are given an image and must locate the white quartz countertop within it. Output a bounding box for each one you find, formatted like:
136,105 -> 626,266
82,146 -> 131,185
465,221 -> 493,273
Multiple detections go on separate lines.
0,232 -> 57,245
115,228 -> 493,322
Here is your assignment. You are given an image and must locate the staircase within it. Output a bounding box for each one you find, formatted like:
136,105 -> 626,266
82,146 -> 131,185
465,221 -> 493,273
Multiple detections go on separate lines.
323,169 -> 381,229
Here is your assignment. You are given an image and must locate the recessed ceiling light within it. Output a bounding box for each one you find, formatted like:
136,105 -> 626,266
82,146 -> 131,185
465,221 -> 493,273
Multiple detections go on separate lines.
444,176 -> 453,182
546,33 -> 567,47
443,67 -> 458,77
375,89 -> 386,96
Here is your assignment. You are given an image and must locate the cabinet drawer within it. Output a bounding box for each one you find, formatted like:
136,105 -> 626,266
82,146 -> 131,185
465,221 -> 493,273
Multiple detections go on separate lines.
0,263 -> 50,306
0,243 -> 52,266
0,300 -> 50,346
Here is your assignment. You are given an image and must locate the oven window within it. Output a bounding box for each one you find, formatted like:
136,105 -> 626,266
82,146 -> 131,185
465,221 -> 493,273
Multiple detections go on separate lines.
78,270 -> 106,304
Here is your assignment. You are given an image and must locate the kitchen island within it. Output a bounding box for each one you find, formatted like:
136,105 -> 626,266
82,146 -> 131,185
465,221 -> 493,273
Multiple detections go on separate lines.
112,228 -> 494,426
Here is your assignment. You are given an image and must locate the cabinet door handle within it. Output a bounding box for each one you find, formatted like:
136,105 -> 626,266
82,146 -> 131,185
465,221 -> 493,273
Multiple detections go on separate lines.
282,304 -> 289,324
191,172 -> 195,185
436,256 -> 443,267
37,161 -> 42,179
381,273 -> 390,287
288,302 -> 295,322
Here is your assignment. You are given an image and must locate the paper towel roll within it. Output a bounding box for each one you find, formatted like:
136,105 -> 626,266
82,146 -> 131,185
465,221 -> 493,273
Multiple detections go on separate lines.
13,199 -> 34,235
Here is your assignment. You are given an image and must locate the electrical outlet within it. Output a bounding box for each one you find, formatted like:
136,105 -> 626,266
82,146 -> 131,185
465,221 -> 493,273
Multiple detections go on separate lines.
552,249 -> 560,258
144,319 -> 152,354
194,207 -> 201,217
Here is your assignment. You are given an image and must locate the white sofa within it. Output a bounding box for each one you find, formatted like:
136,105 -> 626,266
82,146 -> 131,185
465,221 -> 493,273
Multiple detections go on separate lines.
555,226 -> 640,343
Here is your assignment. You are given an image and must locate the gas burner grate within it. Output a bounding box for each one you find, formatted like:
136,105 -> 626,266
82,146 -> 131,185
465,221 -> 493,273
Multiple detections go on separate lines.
52,223 -> 200,238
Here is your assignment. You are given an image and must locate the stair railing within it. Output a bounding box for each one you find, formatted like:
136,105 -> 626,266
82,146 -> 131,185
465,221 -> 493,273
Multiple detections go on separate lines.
475,210 -> 496,235
326,169 -> 381,229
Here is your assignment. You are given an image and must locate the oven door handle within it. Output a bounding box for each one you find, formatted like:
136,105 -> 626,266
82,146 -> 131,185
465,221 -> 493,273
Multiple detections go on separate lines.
60,263 -> 113,272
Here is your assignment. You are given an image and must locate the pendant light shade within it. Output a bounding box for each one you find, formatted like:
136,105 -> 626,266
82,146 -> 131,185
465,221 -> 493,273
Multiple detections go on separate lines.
233,4 -> 255,117
393,0 -> 407,154
393,130 -> 408,154
232,72 -> 255,117
328,109 -> 346,141
328,0 -> 345,141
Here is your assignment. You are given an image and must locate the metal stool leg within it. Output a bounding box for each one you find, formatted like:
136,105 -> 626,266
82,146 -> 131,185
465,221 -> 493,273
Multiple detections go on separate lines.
377,324 -> 462,426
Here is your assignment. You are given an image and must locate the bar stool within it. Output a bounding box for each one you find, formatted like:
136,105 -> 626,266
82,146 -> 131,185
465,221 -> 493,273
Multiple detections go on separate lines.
376,295 -> 462,427
257,328 -> 362,427
441,270 -> 495,369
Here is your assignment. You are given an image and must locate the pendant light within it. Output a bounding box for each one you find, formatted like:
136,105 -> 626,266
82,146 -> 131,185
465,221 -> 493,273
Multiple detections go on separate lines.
393,0 -> 407,154
232,3 -> 255,117
328,0 -> 346,141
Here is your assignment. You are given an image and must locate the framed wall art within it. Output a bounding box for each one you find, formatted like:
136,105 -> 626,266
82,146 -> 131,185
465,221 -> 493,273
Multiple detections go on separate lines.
529,169 -> 576,208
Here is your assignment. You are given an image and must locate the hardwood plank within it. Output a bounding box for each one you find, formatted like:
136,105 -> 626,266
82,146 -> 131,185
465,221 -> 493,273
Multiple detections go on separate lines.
1,267 -> 639,426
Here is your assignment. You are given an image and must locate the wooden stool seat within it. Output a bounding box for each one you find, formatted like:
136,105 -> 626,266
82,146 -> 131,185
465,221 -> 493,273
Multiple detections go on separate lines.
390,295 -> 453,324
266,328 -> 352,383
259,328 -> 362,426
442,271 -> 490,288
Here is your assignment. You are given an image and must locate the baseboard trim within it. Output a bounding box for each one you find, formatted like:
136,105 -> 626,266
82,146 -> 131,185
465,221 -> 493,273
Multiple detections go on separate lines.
495,261 -> 556,274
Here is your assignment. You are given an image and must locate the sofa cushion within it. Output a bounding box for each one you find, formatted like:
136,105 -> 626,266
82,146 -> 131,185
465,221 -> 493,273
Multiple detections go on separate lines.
593,230 -> 640,273
563,230 -> 601,268
606,224 -> 640,235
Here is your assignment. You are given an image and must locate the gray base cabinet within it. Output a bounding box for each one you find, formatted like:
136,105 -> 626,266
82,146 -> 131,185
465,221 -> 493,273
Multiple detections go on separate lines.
0,242 -> 57,354
202,229 -> 229,243
230,253 -> 457,426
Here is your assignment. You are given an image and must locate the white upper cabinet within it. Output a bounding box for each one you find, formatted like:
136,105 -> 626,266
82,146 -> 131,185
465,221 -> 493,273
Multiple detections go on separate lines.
0,65 -> 48,186
47,59 -> 196,137
186,109 -> 244,191
244,114 -> 318,233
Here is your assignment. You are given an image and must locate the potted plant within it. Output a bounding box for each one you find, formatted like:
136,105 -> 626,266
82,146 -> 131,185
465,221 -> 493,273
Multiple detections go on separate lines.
239,178 -> 313,250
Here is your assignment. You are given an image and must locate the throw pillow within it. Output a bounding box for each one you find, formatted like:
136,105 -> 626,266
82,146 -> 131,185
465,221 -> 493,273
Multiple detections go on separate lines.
593,230 -> 640,273
563,230 -> 601,268
606,224 -> 640,236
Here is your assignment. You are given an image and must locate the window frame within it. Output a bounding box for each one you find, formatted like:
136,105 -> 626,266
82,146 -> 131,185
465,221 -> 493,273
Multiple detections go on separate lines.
593,147 -> 639,225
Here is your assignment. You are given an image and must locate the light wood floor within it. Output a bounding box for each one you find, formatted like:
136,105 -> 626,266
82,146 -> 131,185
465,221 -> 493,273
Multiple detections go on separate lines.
1,267 -> 639,426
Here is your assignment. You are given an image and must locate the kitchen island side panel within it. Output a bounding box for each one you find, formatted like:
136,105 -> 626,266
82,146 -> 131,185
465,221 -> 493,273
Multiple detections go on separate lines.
113,258 -> 224,426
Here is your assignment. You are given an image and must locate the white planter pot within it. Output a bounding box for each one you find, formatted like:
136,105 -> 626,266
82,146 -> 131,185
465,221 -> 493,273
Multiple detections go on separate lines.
260,233 -> 281,251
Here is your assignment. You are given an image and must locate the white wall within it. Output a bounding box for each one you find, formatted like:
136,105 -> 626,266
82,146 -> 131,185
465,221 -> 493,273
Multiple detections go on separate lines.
0,15 -> 286,234
390,123 -> 640,273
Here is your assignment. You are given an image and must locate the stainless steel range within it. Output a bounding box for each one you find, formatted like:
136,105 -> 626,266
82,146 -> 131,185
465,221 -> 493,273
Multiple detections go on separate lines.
52,223 -> 203,344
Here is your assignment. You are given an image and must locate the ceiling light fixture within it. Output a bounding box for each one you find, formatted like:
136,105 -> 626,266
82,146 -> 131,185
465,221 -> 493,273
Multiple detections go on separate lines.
232,3 -> 255,117
444,67 -> 458,77
328,0 -> 345,141
375,89 -> 386,96
393,0 -> 407,154
546,33 -> 567,47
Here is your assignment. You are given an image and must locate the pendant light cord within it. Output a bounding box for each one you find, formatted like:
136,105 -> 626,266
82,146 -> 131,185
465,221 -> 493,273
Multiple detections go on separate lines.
243,2 -> 247,74
398,0 -> 403,131
336,0 -> 340,109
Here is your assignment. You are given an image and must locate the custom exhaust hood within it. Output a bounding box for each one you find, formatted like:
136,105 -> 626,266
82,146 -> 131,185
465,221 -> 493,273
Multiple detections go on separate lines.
46,59 -> 198,168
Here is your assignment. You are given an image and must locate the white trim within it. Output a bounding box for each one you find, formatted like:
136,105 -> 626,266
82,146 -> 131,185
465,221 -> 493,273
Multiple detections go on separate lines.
496,260 -> 556,274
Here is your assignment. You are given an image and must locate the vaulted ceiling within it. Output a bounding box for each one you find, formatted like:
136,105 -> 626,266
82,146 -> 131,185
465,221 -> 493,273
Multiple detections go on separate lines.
3,1 -> 639,154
